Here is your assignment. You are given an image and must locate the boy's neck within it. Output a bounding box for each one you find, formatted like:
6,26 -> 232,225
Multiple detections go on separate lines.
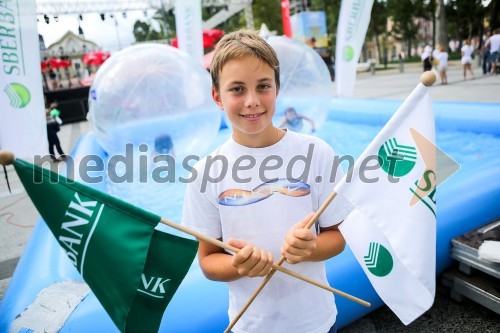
233,127 -> 285,148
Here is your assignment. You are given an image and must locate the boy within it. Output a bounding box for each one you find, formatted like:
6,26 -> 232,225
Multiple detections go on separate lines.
182,30 -> 351,333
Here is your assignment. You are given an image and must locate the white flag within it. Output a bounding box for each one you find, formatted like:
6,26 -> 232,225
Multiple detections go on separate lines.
336,83 -> 436,325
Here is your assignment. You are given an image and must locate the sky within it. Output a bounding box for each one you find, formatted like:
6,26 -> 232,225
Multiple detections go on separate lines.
36,0 -> 493,52
36,0 -> 162,53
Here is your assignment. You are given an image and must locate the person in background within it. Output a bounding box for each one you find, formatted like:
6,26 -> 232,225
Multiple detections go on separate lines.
46,103 -> 65,161
49,102 -> 60,118
421,45 -> 433,72
481,31 -> 492,75
307,36 -> 317,48
484,29 -> 500,75
435,45 -> 448,85
434,45 -> 448,84
153,134 -> 175,158
278,107 -> 316,133
461,39 -> 475,80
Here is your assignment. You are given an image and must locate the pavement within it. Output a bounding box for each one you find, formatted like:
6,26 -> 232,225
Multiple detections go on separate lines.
0,60 -> 499,331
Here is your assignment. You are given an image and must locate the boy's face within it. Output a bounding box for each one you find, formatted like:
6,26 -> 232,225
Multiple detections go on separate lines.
212,55 -> 279,147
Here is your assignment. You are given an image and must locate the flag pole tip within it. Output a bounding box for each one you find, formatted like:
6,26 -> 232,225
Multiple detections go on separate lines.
420,71 -> 436,86
0,151 -> 15,166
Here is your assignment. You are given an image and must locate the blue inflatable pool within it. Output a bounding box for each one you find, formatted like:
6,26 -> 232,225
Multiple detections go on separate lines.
1,98 -> 499,332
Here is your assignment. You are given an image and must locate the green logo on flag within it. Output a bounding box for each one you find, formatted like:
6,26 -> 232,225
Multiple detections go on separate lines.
343,45 -> 354,61
4,83 -> 31,108
378,138 -> 417,177
410,173 -> 437,216
364,242 -> 393,277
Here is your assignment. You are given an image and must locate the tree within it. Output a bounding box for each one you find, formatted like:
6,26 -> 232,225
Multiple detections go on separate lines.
133,20 -> 151,42
367,0 -> 388,63
387,0 -> 426,57
446,0 -> 486,42
132,19 -> 166,42
132,6 -> 175,43
251,0 -> 283,35
489,0 -> 499,31
154,7 -> 176,40
435,0 -> 448,50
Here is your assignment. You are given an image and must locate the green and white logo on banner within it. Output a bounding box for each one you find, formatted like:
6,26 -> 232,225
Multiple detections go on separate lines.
364,242 -> 393,277
343,45 -> 355,61
4,83 -> 31,108
378,138 -> 417,177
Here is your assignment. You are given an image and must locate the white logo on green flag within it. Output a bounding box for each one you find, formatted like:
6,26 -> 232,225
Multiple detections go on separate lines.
59,193 -> 103,277
138,274 -> 171,299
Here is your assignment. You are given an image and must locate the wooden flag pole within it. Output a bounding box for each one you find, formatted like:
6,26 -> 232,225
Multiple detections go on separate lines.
223,191 -> 341,333
159,216 -> 370,309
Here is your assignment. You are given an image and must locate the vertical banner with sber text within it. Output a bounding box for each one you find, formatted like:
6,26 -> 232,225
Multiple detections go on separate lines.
175,0 -> 204,65
335,0 -> 374,97
0,0 -> 47,158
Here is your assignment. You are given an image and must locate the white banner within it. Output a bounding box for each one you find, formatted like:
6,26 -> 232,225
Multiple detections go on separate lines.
0,0 -> 47,158
335,0 -> 374,97
175,0 -> 203,65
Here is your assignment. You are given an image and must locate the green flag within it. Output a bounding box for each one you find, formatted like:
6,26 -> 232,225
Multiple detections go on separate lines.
13,159 -> 198,332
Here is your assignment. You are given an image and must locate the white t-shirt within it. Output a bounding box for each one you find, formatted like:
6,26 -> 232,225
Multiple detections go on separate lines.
461,45 -> 474,64
436,51 -> 448,69
489,34 -> 500,53
182,130 -> 352,333
420,51 -> 431,61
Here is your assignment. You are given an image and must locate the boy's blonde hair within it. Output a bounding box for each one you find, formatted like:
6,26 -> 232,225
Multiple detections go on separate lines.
210,30 -> 280,91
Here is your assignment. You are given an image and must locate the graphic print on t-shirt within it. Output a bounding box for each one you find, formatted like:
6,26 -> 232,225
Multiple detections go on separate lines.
218,178 -> 310,206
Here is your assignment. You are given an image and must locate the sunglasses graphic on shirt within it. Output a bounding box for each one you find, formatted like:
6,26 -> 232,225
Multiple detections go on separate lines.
218,178 -> 310,206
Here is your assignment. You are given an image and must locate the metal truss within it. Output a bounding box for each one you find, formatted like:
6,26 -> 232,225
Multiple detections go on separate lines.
36,0 -> 252,15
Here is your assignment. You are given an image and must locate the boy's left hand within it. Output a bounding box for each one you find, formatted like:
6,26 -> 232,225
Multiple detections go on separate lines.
281,213 -> 317,264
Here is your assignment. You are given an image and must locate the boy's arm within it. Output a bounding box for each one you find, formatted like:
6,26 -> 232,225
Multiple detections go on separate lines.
281,213 -> 345,264
310,224 -> 346,261
198,238 -> 274,281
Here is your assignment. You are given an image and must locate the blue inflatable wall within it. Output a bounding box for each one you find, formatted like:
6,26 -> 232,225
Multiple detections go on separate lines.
1,99 -> 499,332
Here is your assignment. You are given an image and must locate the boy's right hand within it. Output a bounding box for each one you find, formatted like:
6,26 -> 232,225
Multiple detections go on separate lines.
227,238 -> 274,278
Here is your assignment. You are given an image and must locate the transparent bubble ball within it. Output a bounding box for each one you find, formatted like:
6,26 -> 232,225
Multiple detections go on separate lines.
267,36 -> 332,133
87,43 -> 220,157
